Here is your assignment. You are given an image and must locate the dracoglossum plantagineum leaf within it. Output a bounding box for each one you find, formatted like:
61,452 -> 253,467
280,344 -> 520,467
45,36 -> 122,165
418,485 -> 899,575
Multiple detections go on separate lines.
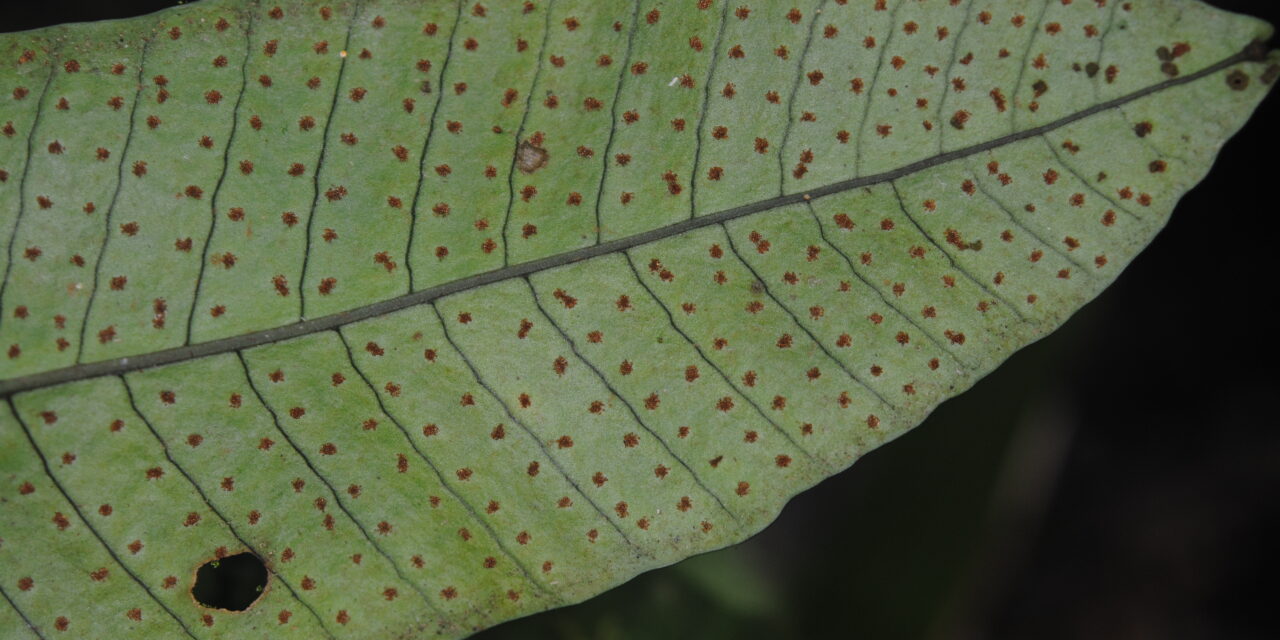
0,0 -> 1274,637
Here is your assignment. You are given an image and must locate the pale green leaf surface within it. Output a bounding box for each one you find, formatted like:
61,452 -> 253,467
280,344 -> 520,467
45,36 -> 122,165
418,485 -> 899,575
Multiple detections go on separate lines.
0,0 -> 1274,637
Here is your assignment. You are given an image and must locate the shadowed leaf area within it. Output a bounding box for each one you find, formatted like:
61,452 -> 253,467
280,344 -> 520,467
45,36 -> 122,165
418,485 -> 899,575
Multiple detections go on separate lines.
0,0 -> 1274,638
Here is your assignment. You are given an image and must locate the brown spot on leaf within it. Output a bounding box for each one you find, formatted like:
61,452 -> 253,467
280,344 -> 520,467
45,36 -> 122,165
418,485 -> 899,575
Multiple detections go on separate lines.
1226,69 -> 1250,91
515,140 -> 549,174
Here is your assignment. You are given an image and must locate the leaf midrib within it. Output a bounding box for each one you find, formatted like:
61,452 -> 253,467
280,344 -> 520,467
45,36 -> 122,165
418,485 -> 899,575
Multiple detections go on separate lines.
0,44 -> 1260,397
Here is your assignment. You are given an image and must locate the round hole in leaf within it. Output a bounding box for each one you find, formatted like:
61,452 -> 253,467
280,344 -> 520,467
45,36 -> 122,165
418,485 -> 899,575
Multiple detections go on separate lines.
191,553 -> 267,611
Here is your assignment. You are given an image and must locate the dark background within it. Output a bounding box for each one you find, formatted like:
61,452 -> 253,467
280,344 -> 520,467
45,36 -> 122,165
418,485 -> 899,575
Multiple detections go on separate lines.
7,2 -> 1276,638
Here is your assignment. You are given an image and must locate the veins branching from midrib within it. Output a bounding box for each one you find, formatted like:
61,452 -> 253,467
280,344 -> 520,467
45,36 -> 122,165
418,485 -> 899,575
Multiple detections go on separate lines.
0,45 -> 1260,397
0,50 -> 57,338
334,328 -> 558,602
298,1 -> 362,317
720,225 -> 898,411
5,397 -> 200,639
800,200 -> 970,368
775,0 -> 826,195
120,373 -> 337,638
524,277 -> 740,524
688,0 -> 731,220
234,350 -> 445,617
591,0 -> 643,244
187,4 -> 258,344
74,37 -> 152,365
429,303 -> 641,549
619,251 -> 829,473
405,0 -> 465,291
498,0 -> 556,267
887,181 -> 1027,322
967,171 -> 1095,272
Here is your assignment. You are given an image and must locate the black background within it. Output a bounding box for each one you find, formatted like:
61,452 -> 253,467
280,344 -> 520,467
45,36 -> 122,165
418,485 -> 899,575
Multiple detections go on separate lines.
5,2 -> 1276,638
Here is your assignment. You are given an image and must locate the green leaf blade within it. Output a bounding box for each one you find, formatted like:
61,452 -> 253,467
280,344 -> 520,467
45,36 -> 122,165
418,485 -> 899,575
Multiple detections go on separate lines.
1,0 -> 1274,637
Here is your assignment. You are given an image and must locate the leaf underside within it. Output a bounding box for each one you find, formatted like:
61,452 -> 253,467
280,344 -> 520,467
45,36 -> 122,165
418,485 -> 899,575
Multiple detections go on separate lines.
0,0 -> 1273,637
